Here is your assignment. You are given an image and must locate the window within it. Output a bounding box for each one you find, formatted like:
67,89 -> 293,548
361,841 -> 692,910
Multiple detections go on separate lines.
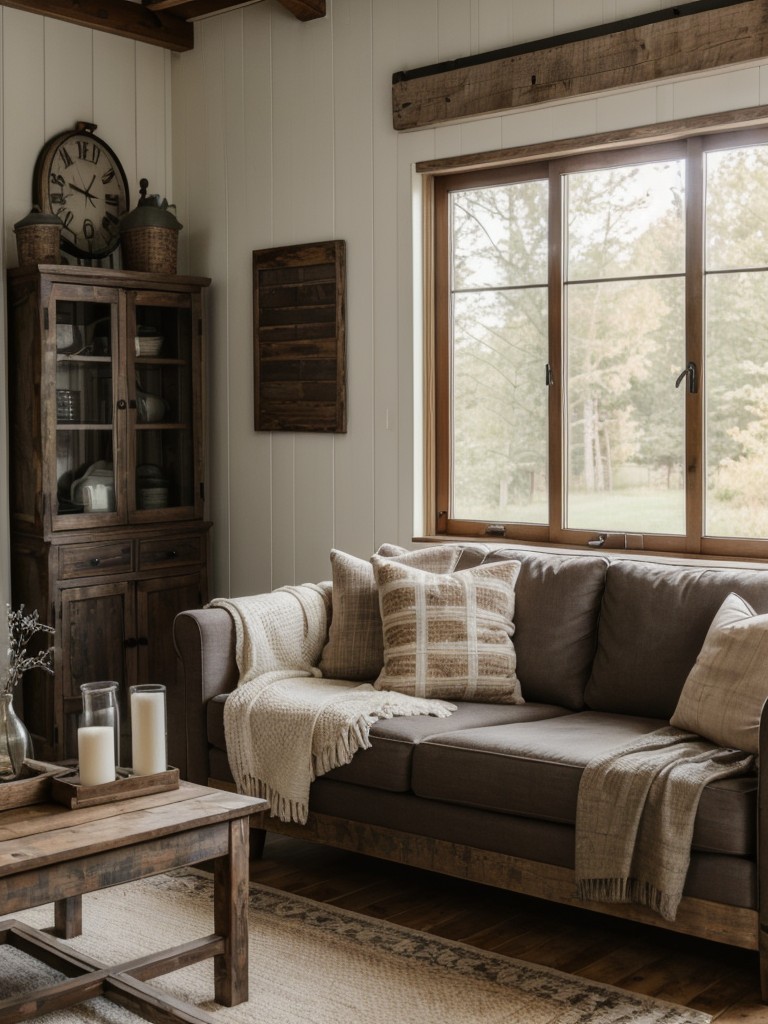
432,128 -> 768,557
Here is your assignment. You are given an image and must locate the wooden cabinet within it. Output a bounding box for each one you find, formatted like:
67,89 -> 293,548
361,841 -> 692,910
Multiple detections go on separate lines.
7,265 -> 212,773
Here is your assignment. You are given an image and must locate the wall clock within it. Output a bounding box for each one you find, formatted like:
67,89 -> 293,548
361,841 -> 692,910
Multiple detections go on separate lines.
33,122 -> 130,260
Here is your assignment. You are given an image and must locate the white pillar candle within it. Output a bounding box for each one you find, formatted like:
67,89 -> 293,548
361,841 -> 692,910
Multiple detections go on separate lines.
131,688 -> 167,775
78,726 -> 115,786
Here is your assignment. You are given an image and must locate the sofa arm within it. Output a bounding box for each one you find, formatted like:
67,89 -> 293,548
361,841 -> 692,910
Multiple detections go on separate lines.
173,607 -> 239,785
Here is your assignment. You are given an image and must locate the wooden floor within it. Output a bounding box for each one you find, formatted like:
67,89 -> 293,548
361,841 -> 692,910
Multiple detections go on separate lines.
248,832 -> 767,1022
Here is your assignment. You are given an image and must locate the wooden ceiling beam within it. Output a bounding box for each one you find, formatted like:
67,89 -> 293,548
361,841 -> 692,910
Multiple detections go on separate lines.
276,0 -> 325,21
148,0 -> 326,17
0,0 -> 193,50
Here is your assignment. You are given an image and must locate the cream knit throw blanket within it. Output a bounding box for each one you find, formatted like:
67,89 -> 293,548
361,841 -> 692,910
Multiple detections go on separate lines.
213,585 -> 456,825
575,726 -> 753,921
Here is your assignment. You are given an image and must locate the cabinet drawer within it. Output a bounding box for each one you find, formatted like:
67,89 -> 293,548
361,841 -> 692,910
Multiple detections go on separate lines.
59,541 -> 133,579
138,536 -> 201,571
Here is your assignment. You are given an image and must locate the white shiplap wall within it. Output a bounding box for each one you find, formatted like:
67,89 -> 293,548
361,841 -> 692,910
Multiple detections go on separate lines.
4,0 -> 768,618
170,0 -> 768,601
0,8 -> 173,623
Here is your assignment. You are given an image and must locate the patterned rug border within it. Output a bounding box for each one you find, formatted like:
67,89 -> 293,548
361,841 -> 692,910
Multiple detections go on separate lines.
171,869 -> 711,1024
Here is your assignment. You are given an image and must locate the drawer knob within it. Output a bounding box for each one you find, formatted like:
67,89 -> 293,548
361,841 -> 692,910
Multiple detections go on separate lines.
90,557 -> 101,567
167,549 -> 177,560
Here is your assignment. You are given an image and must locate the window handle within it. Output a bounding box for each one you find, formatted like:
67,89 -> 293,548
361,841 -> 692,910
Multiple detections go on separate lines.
675,361 -> 698,394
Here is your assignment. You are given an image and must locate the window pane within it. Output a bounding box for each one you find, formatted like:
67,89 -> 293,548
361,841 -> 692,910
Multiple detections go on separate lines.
706,146 -> 768,271
452,289 -> 548,523
566,161 -> 685,281
565,278 -> 686,534
705,271 -> 768,538
452,181 -> 548,290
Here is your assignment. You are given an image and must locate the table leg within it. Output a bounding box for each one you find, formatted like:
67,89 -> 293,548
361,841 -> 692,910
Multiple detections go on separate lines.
53,895 -> 82,938
213,815 -> 249,1006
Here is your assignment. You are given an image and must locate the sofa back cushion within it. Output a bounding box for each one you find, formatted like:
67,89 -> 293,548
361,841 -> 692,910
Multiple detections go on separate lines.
585,559 -> 768,719
481,548 -> 607,709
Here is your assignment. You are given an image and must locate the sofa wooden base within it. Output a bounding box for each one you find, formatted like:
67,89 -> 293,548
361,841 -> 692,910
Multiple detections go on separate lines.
246,806 -> 768,999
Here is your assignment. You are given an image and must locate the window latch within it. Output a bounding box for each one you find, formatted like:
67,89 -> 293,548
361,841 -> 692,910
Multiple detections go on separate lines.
675,361 -> 698,394
545,363 -> 554,387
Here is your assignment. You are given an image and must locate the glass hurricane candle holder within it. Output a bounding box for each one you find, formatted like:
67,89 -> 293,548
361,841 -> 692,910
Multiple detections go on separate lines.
80,681 -> 120,771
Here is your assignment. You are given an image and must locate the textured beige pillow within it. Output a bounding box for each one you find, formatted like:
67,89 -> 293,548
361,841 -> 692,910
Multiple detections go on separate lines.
670,593 -> 768,754
318,546 -> 467,681
372,555 -> 523,704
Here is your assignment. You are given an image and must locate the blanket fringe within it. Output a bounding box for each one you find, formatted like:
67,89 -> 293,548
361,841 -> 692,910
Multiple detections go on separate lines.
576,878 -> 680,921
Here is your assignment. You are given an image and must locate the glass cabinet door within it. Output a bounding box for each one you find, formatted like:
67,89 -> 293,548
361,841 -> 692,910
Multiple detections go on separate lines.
52,289 -> 121,525
129,293 -> 202,520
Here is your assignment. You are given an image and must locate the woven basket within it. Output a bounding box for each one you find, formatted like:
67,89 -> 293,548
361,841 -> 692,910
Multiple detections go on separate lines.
121,226 -> 178,274
16,224 -> 61,266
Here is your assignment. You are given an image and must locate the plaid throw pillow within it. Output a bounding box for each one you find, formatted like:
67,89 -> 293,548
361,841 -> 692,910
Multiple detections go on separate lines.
318,546 -> 471,681
371,555 -> 523,704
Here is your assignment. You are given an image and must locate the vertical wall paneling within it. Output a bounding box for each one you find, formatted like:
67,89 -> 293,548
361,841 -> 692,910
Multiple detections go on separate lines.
330,0 -> 377,561
272,10 -> 336,587
437,0 -> 472,64
196,18 -> 231,597
370,0 -> 416,550
227,2 -> 274,598
135,42 -> 171,200
44,20 -> 93,136
476,0 -> 514,53
218,6 -> 274,599
93,33 -> 138,197
509,0 -> 554,46
2,9 -> 44,260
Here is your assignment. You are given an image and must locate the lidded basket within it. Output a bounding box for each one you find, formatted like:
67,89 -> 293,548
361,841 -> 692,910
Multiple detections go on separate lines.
119,179 -> 182,274
14,206 -> 62,266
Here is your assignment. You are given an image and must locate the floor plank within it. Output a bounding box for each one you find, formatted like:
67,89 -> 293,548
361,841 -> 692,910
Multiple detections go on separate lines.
248,832 -> 765,1020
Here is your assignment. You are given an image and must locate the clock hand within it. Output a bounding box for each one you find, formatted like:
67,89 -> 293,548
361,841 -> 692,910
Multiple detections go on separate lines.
69,181 -> 97,207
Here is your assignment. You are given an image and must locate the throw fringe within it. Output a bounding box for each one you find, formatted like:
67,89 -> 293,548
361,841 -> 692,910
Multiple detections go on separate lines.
576,878 -> 680,922
240,698 -> 454,825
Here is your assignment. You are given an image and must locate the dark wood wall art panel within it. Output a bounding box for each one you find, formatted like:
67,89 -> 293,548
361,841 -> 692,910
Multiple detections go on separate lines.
253,240 -> 346,433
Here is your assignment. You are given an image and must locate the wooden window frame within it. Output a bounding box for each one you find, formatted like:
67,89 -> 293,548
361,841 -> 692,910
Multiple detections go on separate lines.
428,121 -> 768,560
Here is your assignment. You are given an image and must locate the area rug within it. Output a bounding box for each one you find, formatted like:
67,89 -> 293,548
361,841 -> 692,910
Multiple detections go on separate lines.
2,871 -> 710,1024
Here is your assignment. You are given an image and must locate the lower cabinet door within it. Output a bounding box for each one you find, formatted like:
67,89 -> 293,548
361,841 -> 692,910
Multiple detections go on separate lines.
136,572 -> 203,776
59,581 -> 134,760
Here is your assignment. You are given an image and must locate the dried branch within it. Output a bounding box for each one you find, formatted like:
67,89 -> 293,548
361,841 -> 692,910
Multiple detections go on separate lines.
2,605 -> 55,696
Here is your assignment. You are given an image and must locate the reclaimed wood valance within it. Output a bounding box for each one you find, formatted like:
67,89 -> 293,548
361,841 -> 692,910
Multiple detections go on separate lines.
393,0 -> 768,131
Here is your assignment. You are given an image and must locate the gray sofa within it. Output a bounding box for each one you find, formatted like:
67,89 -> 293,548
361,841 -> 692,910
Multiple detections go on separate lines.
172,546 -> 768,997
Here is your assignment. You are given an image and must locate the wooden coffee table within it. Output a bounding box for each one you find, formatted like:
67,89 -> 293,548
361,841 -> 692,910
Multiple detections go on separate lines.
0,780 -> 265,1023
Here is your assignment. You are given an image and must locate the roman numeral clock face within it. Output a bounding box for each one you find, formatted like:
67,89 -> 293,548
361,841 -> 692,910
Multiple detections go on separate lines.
33,129 -> 130,259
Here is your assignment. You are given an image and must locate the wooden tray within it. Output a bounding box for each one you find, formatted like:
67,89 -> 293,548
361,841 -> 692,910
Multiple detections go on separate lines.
50,766 -> 180,809
0,760 -> 69,810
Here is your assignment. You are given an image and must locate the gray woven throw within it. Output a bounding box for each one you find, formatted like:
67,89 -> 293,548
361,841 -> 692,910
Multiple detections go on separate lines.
575,726 -> 753,921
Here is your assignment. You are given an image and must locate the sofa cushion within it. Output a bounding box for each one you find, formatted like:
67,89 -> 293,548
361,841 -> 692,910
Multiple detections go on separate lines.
481,548 -> 607,708
372,555 -> 523,703
318,545 -> 465,682
671,593 -> 768,754
325,702 -> 572,791
585,559 -> 768,719
411,711 -> 756,857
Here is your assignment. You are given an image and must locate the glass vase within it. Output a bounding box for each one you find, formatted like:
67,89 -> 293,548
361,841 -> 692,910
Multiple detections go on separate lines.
0,692 -> 33,780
